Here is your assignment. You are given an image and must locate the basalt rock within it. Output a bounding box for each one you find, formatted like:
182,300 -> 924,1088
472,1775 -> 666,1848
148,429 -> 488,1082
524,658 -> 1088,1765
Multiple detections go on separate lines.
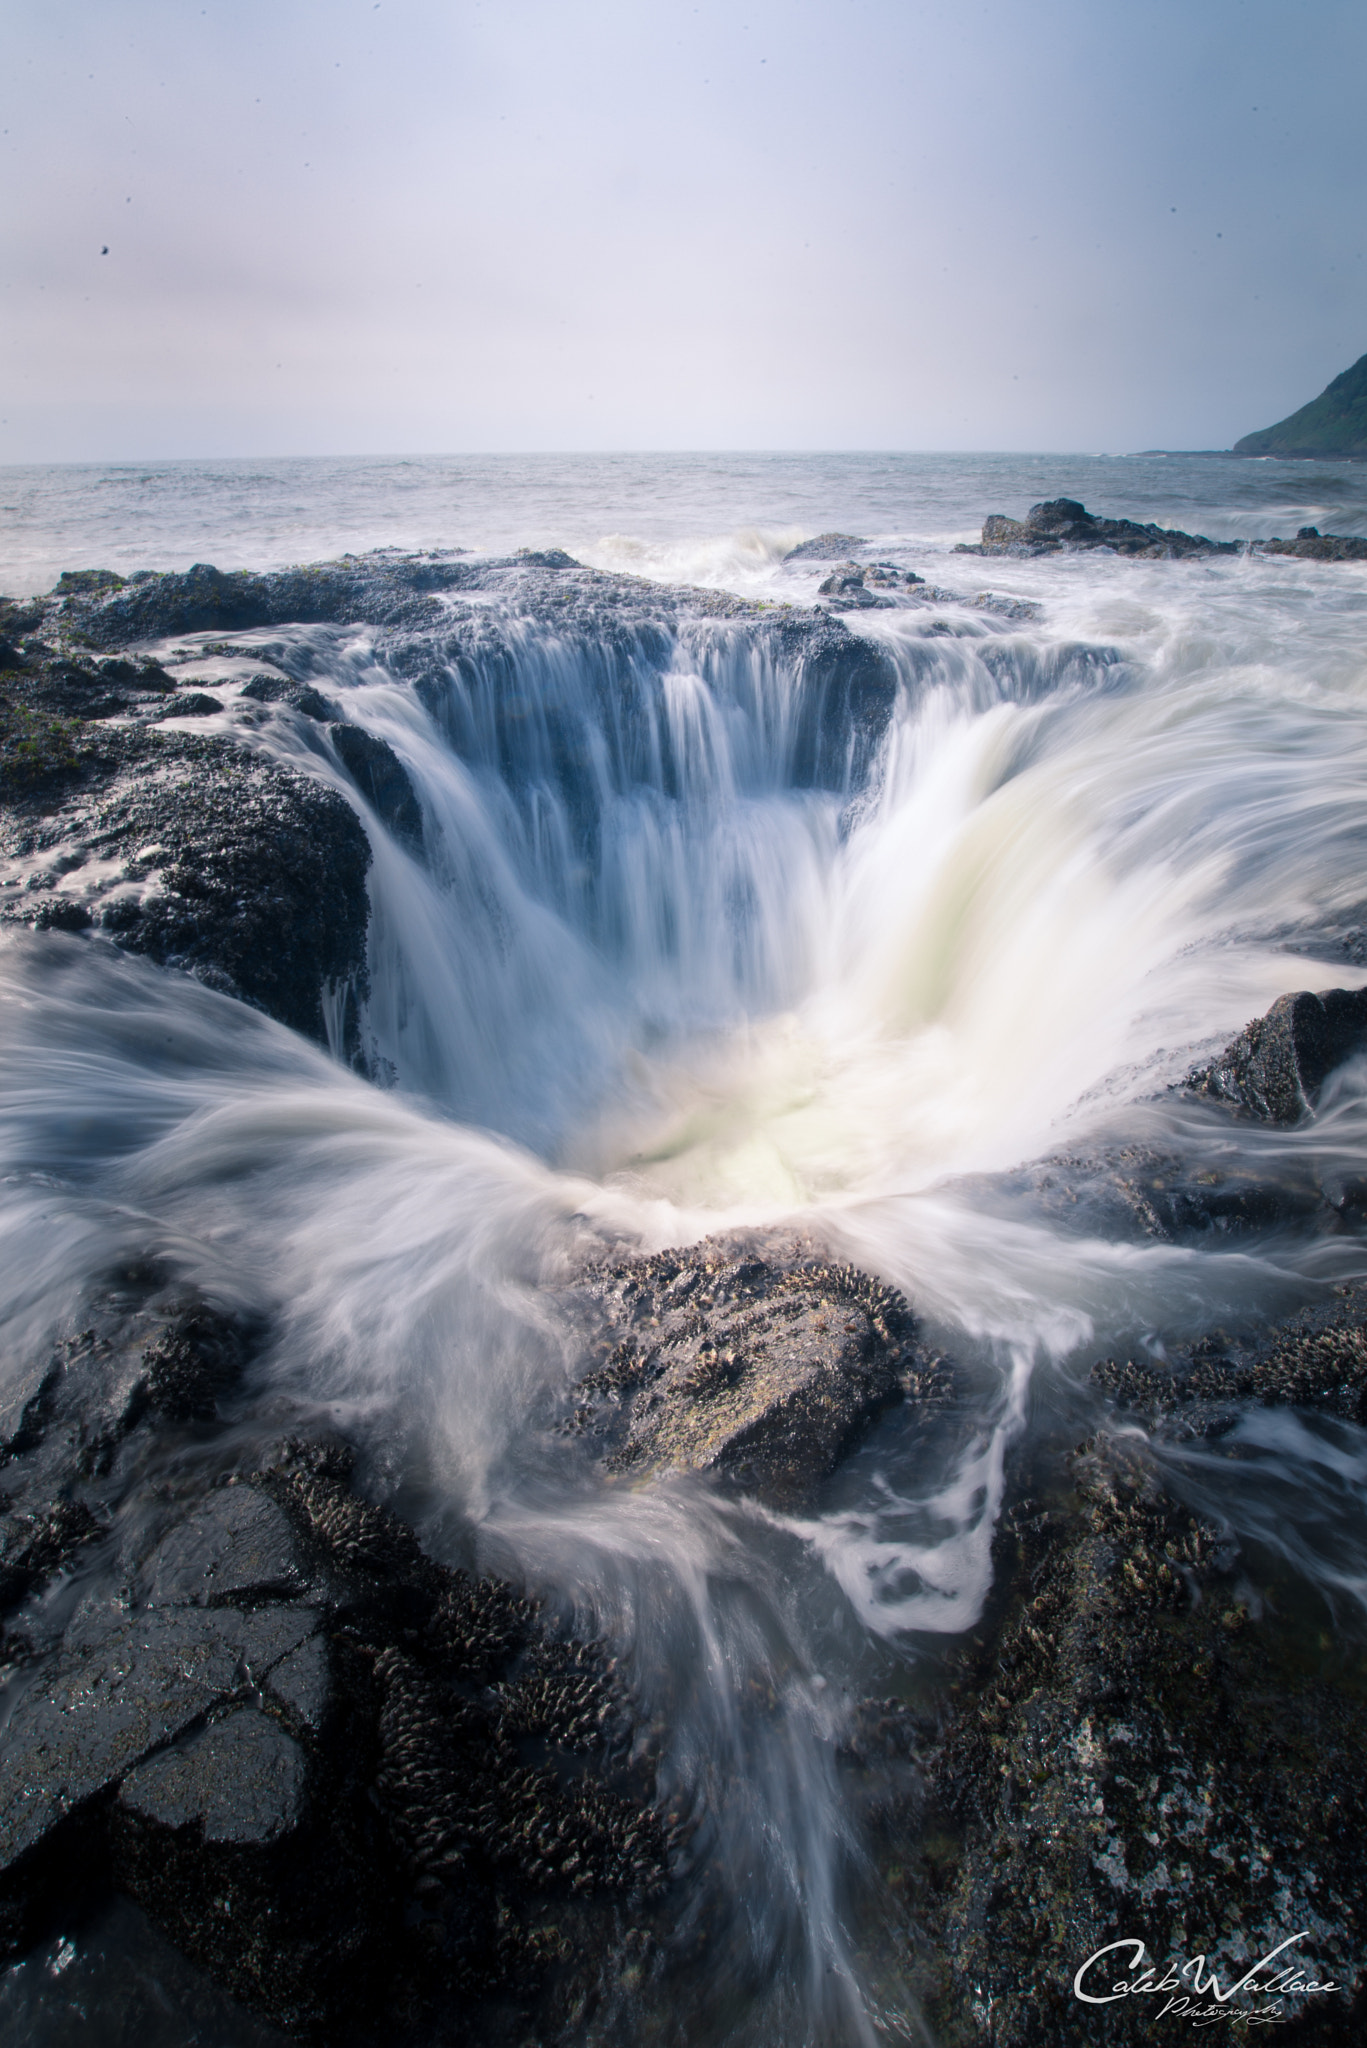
1091,1277 -> 1367,1431
329,722 -> 424,852
871,1436 -> 1367,2043
957,498 -> 1238,560
784,532 -> 869,561
0,1289 -> 669,2043
0,708 -> 370,1043
565,1233 -> 950,1506
50,557 -> 483,647
238,673 -> 333,720
955,1140 -> 1339,1251
1258,527 -> 1367,562
1186,985 -> 1367,1124
815,562 -> 928,611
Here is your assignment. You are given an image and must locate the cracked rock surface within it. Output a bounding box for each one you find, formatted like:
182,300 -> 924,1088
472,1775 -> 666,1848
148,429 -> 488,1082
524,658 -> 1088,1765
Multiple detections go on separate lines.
0,1281 -> 670,2043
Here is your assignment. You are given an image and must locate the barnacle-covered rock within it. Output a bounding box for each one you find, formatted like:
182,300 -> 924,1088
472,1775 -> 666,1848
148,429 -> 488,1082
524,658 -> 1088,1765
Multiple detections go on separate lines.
567,1232 -> 948,1504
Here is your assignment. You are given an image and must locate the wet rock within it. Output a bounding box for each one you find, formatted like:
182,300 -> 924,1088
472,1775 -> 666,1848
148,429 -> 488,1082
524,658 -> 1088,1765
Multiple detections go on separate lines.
0,1329 -> 669,2044
238,674 -> 332,720
890,1439 -> 1367,2043
1187,985 -> 1367,1123
54,570 -> 126,596
140,1304 -> 258,1424
0,1500 -> 101,1612
0,1602 -> 317,1874
264,1633 -> 331,1732
118,1708 -> 307,1845
1260,529 -> 1367,562
0,726 -> 371,1041
146,1487 -> 303,1608
148,692 -> 224,719
957,1140 -> 1335,1250
784,532 -> 869,561
1092,1278 -> 1367,1429
816,565 -> 896,610
0,1298 -> 256,1517
957,497 -> 1238,560
567,1235 -> 944,1505
329,722 -> 424,851
51,556 -> 482,647
971,589 -> 1041,621
513,547 -> 582,569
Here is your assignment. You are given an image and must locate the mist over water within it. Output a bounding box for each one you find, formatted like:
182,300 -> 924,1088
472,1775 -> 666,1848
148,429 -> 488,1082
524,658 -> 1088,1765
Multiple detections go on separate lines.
5,452 -> 1367,2042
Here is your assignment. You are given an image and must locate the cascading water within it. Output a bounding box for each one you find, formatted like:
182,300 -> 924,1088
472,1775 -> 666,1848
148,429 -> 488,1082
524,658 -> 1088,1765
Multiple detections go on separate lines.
5,452 -> 1367,2044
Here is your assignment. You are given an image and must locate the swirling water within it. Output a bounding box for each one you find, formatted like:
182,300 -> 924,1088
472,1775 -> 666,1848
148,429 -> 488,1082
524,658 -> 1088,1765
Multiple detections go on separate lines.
4,451 -> 1367,2043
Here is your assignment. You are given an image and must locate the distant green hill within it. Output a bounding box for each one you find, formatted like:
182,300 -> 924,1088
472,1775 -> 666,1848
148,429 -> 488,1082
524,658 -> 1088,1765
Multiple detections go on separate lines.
1234,352 -> 1367,458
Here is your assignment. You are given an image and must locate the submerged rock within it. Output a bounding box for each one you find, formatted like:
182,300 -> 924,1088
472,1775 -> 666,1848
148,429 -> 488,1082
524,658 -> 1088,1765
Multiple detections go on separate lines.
957,497 -> 1238,559
1187,984 -> 1367,1123
566,1234 -> 950,1505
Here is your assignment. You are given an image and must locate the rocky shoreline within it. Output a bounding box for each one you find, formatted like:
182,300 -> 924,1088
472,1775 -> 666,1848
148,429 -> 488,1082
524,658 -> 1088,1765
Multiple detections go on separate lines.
953,496 -> 1367,562
5,547 -> 1367,2039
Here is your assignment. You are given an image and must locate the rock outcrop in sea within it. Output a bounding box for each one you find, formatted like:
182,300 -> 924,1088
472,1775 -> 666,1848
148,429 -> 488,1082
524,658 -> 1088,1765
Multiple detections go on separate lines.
956,497 -> 1238,559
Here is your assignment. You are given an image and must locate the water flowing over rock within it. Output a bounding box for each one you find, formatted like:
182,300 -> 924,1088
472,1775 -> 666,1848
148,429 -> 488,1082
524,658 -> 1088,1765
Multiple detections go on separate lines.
1258,525 -> 1367,561
0,1289 -> 670,2043
7,520 -> 1367,2042
564,1234 -> 952,1505
881,1431 -> 1367,2044
1186,985 -> 1367,1124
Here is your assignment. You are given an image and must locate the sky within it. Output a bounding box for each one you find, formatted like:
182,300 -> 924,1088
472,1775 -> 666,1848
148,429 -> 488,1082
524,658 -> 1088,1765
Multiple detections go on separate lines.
2,0 -> 1365,460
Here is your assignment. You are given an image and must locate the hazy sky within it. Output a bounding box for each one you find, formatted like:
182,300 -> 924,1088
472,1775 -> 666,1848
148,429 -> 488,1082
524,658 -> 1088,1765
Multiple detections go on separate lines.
3,0 -> 1365,460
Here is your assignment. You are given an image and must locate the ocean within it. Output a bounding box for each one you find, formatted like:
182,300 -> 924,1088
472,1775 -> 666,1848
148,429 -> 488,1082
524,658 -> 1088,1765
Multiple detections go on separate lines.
3,450 -> 1367,2043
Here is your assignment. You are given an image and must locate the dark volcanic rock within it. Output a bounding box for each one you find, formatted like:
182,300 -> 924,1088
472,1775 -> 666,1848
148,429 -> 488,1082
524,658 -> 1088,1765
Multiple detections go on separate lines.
238,673 -> 333,720
1258,527 -> 1367,562
566,1235 -> 948,1505
784,532 -> 869,561
0,721 -> 370,1041
958,497 -> 1238,560
817,565 -> 895,610
149,691 -> 225,718
145,1487 -> 303,1608
1186,985 -> 1367,1123
955,1138 -> 1337,1252
513,547 -> 582,570
1091,1277 -> 1367,1429
329,722 -> 424,851
0,1600 -> 319,1875
118,1709 -> 308,1845
52,556 -> 481,648
890,1437 -> 1367,2043
0,1305 -> 669,2043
